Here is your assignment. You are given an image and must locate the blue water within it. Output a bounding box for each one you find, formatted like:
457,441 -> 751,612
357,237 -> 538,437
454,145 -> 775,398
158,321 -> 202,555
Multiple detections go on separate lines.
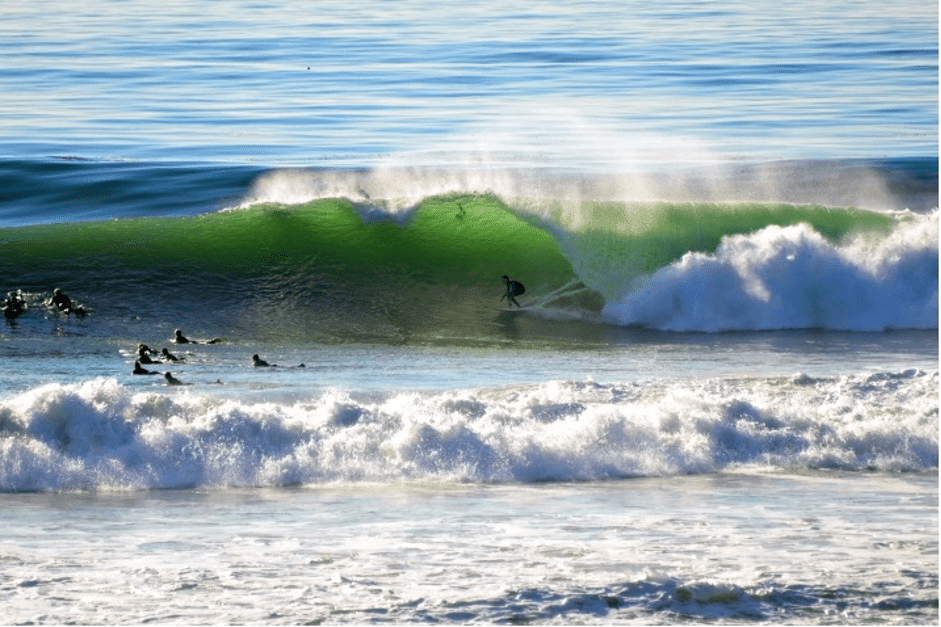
0,0 -> 937,623
1,0 -> 937,167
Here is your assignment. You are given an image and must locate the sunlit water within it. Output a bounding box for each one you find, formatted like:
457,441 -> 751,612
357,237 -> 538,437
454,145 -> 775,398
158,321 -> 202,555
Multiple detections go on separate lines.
0,0 -> 936,166
0,0 -> 937,623
2,474 -> 936,624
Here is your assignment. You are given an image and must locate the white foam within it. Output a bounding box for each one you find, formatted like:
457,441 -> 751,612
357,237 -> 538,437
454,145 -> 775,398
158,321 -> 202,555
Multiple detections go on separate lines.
602,211 -> 938,331
0,370 -> 935,491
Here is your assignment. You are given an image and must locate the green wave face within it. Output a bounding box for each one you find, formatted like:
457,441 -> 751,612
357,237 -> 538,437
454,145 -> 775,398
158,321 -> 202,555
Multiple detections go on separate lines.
0,194 -> 577,341
0,194 -> 901,341
537,199 -> 896,301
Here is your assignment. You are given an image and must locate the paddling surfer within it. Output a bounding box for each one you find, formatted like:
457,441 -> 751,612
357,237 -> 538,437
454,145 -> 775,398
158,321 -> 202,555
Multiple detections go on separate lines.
164,372 -> 188,385
133,360 -> 158,375
174,328 -> 220,344
162,347 -> 184,362
138,345 -> 162,364
252,354 -> 304,368
174,329 -> 193,344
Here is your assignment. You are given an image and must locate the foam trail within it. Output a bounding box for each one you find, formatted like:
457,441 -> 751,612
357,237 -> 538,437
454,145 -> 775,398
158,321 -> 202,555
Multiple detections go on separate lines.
603,211 -> 938,331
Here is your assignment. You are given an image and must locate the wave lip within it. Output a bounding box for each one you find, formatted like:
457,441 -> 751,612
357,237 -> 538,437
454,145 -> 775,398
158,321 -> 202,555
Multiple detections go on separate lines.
0,370 -> 935,492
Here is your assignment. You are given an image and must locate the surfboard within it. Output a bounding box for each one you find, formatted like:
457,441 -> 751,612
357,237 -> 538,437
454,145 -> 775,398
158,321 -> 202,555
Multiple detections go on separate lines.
497,305 -> 532,313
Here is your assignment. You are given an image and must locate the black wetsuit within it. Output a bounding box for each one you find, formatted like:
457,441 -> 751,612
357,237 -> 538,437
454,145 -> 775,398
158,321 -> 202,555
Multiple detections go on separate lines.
502,276 -> 525,307
51,290 -> 72,312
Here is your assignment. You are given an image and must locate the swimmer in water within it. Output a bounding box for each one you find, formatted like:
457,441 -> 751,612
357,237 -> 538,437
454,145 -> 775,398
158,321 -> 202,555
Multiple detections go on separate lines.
161,347 -> 184,362
501,275 -> 526,308
133,360 -> 158,375
164,372 -> 188,386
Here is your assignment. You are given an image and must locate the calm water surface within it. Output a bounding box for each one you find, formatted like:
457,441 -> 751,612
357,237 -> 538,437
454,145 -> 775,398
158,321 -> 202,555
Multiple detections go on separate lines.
0,0 -> 936,166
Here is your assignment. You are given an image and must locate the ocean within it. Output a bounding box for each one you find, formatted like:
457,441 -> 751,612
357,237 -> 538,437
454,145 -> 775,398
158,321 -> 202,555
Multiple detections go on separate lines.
0,0 -> 938,623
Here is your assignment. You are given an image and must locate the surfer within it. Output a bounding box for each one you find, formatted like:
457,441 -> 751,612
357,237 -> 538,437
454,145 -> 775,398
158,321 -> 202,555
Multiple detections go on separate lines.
49,288 -> 71,312
137,345 -> 162,364
133,360 -> 158,375
161,347 -> 184,362
252,354 -> 305,368
174,328 -> 221,344
174,329 -> 193,344
49,288 -> 77,313
501,275 -> 525,308
164,372 -> 188,386
4,291 -> 25,319
48,288 -> 86,316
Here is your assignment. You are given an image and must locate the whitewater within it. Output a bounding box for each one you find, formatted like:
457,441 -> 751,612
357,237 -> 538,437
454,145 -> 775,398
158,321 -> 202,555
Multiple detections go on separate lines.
1,0 -> 938,623
1,368 -> 936,491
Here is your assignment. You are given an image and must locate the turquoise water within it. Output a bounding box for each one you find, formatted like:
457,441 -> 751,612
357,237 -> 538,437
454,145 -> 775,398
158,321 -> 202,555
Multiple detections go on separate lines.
0,0 -> 937,623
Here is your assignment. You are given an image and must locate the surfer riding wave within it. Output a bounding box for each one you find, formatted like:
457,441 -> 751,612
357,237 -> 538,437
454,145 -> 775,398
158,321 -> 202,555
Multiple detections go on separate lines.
501,275 -> 525,308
